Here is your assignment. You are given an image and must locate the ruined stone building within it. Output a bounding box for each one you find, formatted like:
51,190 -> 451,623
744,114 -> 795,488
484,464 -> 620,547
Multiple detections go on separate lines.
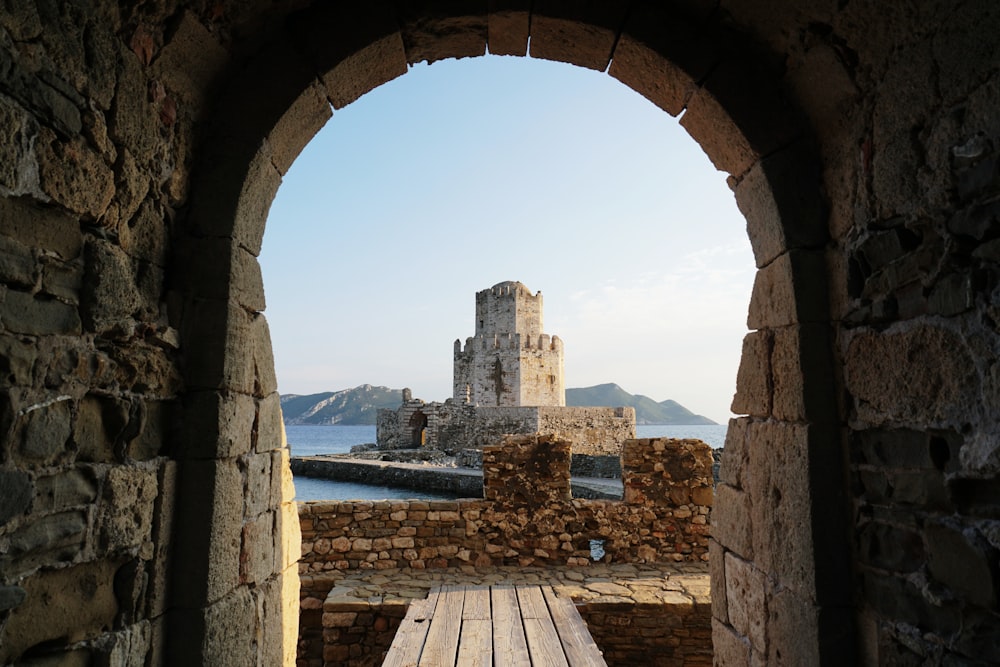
377,281 -> 635,454
1,2 -> 999,665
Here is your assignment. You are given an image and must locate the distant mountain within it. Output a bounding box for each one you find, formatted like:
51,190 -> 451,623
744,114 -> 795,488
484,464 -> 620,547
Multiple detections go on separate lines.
281,383 -> 715,426
280,385 -> 402,425
566,383 -> 717,425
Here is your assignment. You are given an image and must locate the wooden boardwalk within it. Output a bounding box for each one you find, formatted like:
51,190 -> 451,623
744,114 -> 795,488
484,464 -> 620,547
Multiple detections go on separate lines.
382,584 -> 607,667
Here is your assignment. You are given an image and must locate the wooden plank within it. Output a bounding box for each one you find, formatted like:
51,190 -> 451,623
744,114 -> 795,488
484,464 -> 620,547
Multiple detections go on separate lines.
517,586 -> 570,666
382,589 -> 441,667
523,617 -> 571,667
462,586 -> 492,621
542,586 -> 607,667
418,585 -> 465,666
456,619 -> 493,667
491,585 -> 531,667
516,584 -> 550,619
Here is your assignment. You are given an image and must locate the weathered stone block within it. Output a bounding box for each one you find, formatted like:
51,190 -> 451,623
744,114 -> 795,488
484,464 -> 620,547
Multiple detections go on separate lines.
394,4 -> 486,64
243,450 -> 273,519
272,447 -> 296,507
770,325 -> 808,422
712,483 -> 753,560
609,32 -> 694,117
731,331 -> 771,417
172,587 -> 257,667
39,253 -> 83,304
108,42 -> 160,162
15,398 -> 73,464
487,5 -> 529,56
0,194 -> 82,260
735,145 -> 828,268
152,11 -> 228,109
36,129 -> 114,220
80,239 -> 141,334
680,86 -> 756,178
240,511 -> 275,586
720,418 -> 749,490
147,461 -> 177,620
0,559 -> 120,664
128,399 -> 175,461
2,287 -> 81,336
745,420 -> 815,598
251,313 -> 277,397
711,617 -> 751,667
926,520 -> 996,608
710,538 -> 728,624
171,459 -> 244,607
845,326 -> 977,426
764,588 -> 822,667
34,467 -> 97,512
858,521 -> 925,573
530,3 -> 627,71
74,393 -> 129,462
7,509 -> 87,559
179,390 -> 255,460
746,250 -> 829,329
256,391 -> 285,453
0,233 -> 36,288
725,552 -> 766,653
0,585 -> 26,612
0,333 -> 38,387
98,465 -> 158,555
0,468 -> 32,527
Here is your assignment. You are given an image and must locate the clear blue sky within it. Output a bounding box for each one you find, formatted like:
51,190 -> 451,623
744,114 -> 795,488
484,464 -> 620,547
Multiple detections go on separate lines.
260,55 -> 754,424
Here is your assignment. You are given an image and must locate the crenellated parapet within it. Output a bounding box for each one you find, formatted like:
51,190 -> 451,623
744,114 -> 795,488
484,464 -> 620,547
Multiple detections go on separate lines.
454,281 -> 564,407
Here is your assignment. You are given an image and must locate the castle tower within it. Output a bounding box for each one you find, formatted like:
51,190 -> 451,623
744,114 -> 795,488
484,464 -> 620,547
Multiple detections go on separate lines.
453,281 -> 565,407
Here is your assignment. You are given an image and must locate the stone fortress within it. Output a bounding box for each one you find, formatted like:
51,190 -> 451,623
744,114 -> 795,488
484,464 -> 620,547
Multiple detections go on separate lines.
1,2 -> 998,665
376,281 -> 636,455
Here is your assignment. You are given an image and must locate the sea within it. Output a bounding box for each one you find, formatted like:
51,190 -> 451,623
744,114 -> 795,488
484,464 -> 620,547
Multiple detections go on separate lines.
288,423 -> 728,502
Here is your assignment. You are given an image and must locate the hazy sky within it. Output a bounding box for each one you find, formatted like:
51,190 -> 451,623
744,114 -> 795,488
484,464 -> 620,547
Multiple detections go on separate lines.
260,55 -> 755,424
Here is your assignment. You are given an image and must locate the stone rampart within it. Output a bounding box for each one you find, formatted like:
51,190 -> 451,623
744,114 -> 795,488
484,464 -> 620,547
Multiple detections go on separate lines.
298,437 -> 712,571
537,406 -> 636,455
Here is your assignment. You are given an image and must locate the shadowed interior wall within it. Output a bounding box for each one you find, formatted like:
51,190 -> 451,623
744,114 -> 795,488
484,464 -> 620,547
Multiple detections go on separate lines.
0,2 -> 997,665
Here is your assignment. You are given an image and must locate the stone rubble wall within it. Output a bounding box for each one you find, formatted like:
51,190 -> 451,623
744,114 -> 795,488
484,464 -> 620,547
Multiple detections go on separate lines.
537,406 -> 636,456
377,401 -> 635,455
0,5 -> 300,665
299,437 -> 712,572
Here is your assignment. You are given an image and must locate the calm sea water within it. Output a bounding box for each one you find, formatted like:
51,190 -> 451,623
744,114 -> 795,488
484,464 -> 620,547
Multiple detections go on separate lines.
288,422 -> 728,501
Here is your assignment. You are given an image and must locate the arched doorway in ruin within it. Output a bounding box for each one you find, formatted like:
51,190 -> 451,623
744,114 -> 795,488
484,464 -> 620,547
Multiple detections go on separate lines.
409,410 -> 429,447
172,4 -> 853,665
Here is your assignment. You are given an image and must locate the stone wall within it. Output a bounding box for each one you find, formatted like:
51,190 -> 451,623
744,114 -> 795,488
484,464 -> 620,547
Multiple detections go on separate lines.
299,437 -> 712,571
0,4 -> 300,665
377,401 -> 635,455
537,406 -> 636,455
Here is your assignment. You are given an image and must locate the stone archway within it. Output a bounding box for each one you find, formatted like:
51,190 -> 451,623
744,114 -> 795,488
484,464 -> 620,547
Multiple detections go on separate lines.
173,4 -> 851,665
409,410 -> 429,447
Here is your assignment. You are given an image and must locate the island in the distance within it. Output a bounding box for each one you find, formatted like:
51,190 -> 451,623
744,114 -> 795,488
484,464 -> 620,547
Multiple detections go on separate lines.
280,382 -> 716,427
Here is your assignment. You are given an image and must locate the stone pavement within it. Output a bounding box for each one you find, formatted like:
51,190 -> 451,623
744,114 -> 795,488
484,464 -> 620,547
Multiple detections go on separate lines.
307,562 -> 709,607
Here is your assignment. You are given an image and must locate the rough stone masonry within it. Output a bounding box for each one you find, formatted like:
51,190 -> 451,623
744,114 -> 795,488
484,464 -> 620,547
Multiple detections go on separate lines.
1,2 -> 999,665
